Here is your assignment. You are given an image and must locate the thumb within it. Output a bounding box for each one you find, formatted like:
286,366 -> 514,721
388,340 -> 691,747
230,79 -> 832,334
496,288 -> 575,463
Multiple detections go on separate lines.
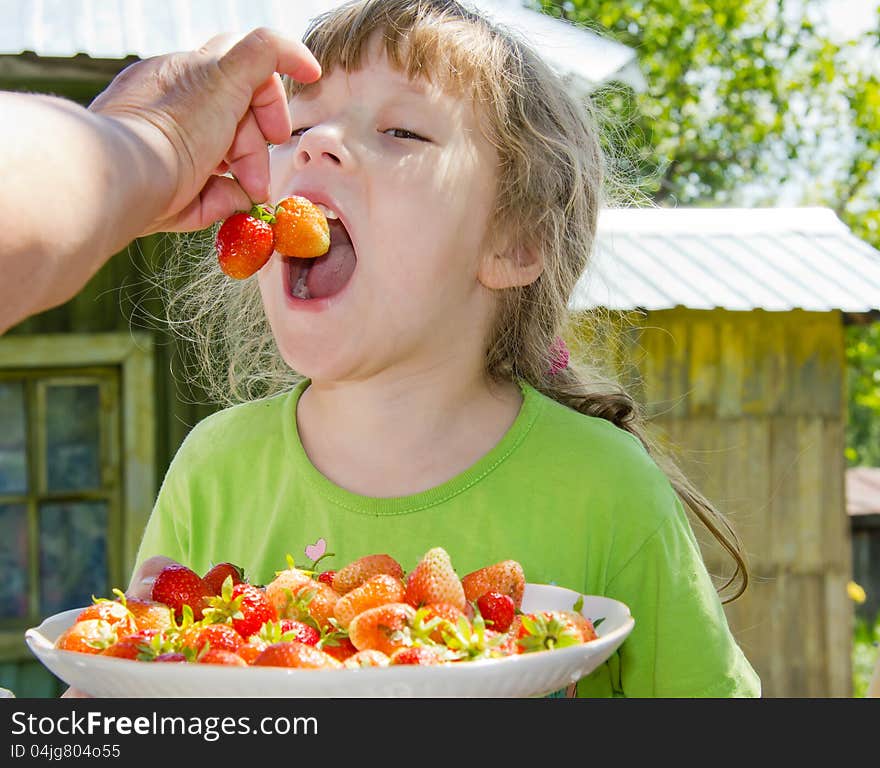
215,27 -> 321,99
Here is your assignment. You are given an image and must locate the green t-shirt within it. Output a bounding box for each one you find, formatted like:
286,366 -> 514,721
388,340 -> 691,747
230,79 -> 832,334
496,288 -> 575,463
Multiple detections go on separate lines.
135,378 -> 760,698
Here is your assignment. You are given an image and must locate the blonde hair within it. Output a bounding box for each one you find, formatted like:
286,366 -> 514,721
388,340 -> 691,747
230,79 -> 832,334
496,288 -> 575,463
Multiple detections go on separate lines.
162,0 -> 748,602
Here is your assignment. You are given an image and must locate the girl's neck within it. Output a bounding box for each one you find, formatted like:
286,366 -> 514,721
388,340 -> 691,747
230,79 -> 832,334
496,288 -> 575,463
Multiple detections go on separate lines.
295,370 -> 523,498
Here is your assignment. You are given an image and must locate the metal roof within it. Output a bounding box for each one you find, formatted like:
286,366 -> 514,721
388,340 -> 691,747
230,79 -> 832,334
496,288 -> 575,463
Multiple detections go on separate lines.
576,207 -> 880,313
0,0 -> 646,92
847,468 -> 880,517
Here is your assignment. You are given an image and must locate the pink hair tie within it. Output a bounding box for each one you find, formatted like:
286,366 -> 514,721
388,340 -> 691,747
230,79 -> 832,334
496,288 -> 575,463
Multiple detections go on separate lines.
547,336 -> 570,376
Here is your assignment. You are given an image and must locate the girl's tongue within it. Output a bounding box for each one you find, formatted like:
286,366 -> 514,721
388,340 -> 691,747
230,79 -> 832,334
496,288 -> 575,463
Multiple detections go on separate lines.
289,219 -> 356,300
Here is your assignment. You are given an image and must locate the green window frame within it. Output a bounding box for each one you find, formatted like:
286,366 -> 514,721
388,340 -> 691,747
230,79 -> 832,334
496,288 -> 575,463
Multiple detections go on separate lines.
0,333 -> 155,659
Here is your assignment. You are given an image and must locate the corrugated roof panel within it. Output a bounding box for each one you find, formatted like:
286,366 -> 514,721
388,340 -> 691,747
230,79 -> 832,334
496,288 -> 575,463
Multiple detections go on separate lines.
605,234 -> 722,310
696,236 -> 796,311
571,240 -> 660,311
0,0 -> 644,91
582,207 -> 880,313
797,234 -> 880,308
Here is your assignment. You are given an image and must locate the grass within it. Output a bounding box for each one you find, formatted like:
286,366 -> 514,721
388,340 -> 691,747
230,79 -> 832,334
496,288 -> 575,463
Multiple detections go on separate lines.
853,612 -> 880,698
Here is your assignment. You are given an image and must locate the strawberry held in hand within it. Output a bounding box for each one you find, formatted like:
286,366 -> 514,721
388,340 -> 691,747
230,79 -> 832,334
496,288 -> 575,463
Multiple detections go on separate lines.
215,205 -> 275,279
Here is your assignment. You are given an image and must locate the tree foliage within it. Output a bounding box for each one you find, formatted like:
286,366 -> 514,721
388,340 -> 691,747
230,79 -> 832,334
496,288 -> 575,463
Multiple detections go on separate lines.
532,0 -> 880,465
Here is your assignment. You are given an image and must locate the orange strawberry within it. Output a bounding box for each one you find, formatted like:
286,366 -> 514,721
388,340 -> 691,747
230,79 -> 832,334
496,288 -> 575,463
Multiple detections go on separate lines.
333,573 -> 406,629
283,582 -> 338,631
342,649 -> 390,668
272,196 -> 330,259
236,643 -> 264,665
75,599 -> 137,637
123,597 -> 175,634
55,619 -> 117,654
199,648 -> 248,666
420,602 -> 469,643
516,610 -> 586,653
404,547 -> 466,611
252,641 -> 343,669
461,559 -> 525,609
566,611 -> 598,642
216,207 -> 275,279
332,554 -> 404,595
347,603 -> 416,655
265,567 -> 316,617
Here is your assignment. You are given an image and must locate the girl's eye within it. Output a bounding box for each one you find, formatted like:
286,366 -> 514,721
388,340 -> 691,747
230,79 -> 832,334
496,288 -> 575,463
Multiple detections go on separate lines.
383,128 -> 428,141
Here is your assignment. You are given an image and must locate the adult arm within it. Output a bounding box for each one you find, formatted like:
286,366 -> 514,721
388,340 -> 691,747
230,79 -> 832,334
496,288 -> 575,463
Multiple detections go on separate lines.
0,28 -> 320,334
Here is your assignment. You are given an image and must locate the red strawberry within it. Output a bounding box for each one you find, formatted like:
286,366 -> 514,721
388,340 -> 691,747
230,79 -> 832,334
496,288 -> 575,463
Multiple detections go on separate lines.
180,623 -> 245,655
404,547 -> 465,611
101,629 -> 161,661
332,554 -> 404,595
203,562 -> 245,596
279,619 -> 321,646
320,636 -> 358,662
151,564 -> 212,621
476,591 -> 515,633
204,580 -> 278,639
389,646 -> 449,666
252,641 -> 343,669
318,570 -> 337,586
461,559 -> 525,609
154,652 -> 188,663
216,207 -> 275,280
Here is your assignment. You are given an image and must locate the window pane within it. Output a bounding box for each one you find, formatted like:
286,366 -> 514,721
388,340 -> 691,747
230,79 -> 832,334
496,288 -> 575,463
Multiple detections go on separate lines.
0,381 -> 27,494
0,504 -> 28,619
45,385 -> 101,491
39,501 -> 108,615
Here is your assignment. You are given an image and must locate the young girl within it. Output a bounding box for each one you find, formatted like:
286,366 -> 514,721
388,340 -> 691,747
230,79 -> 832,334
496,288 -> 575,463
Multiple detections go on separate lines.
134,0 -> 760,697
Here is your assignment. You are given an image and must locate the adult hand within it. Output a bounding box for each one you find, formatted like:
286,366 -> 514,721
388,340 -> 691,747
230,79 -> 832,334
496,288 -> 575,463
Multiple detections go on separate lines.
89,27 -> 320,236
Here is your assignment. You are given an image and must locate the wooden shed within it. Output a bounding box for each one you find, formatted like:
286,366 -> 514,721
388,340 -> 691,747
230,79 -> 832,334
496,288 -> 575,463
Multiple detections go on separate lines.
571,206 -> 880,698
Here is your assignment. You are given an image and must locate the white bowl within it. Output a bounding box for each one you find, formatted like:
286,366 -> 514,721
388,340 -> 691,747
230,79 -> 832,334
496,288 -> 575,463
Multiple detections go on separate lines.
25,583 -> 634,698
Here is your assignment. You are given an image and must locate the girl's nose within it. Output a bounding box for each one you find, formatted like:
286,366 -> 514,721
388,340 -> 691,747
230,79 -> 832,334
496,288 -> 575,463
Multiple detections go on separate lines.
294,125 -> 352,170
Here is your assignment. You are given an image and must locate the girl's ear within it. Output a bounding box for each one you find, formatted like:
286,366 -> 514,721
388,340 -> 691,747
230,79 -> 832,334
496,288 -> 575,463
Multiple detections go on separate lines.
477,241 -> 544,290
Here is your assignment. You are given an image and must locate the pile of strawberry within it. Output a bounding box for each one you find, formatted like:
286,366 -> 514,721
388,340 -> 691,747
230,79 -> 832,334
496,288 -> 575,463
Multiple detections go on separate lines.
54,548 -> 598,669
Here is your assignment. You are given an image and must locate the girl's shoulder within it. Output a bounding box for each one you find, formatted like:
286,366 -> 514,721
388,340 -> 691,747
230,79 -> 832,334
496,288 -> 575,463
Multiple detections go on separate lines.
523,386 -> 680,529
172,390 -> 292,467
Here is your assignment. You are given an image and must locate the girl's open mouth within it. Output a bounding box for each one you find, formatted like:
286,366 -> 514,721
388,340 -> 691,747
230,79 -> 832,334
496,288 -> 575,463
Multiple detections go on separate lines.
287,218 -> 356,300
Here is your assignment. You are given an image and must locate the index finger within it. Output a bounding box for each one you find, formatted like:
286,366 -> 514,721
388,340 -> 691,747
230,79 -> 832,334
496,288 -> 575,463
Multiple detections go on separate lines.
217,27 -> 321,94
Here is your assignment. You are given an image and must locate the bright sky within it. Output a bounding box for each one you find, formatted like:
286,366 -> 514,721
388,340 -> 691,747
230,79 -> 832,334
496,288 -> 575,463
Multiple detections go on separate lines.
823,0 -> 879,40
